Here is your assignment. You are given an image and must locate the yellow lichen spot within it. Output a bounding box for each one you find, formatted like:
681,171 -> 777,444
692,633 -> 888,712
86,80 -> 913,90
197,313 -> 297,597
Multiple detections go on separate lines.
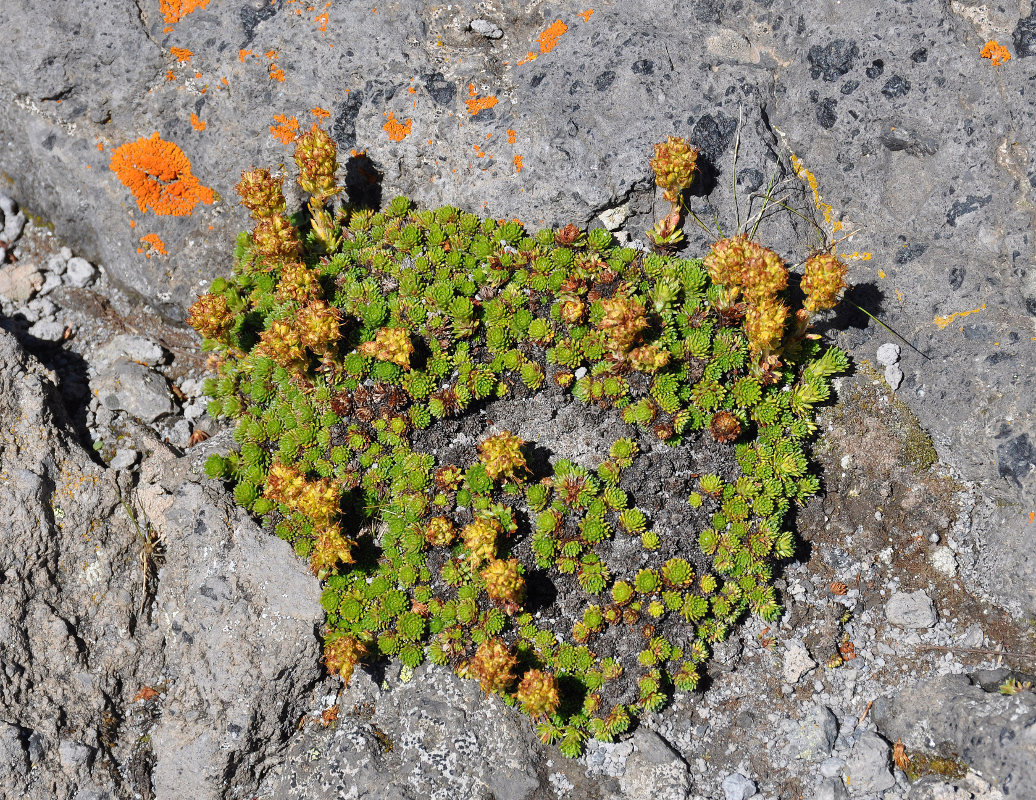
170,47 -> 193,63
382,111 -> 413,141
464,84 -> 499,115
980,40 -> 1011,66
934,303 -> 986,329
109,132 -> 214,216
878,269 -> 887,278
270,114 -> 300,144
190,113 -> 206,131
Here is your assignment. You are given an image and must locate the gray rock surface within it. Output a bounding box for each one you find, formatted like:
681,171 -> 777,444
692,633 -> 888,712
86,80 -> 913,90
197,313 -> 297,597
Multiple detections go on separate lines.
872,674 -> 1036,798
720,772 -> 757,800
93,358 -> 175,422
0,326 -> 323,799
788,704 -> 839,761
842,731 -> 895,795
886,590 -> 938,629
64,256 -> 97,288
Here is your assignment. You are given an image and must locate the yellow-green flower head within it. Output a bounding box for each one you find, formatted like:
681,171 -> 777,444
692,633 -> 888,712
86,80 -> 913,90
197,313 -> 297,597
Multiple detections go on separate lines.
275,261 -> 321,304
481,558 -> 526,610
235,167 -> 286,220
740,240 -> 788,301
323,635 -> 367,684
465,638 -> 518,694
650,136 -> 699,202
703,235 -> 749,289
598,293 -> 649,354
801,251 -> 848,312
358,328 -> 414,369
424,516 -> 456,547
463,516 -> 501,564
309,524 -> 355,575
256,319 -> 307,370
515,669 -> 561,718
744,295 -> 789,354
478,431 -> 528,482
297,301 -> 342,354
252,213 -> 301,260
186,292 -> 232,342
294,123 -> 339,199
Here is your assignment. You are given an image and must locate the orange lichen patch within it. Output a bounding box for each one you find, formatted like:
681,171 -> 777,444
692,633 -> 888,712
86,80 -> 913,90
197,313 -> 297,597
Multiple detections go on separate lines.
789,152 -> 839,232
129,219 -> 137,228
109,132 -> 214,216
269,64 -> 286,82
138,233 -> 168,257
316,12 -> 329,31
981,40 -> 1011,66
934,303 -> 986,329
1029,511 -> 1034,523
514,154 -> 523,173
190,113 -> 206,131
97,142 -> 104,151
464,84 -> 499,115
578,9 -> 594,21
221,76 -> 229,87
311,106 -> 331,120
239,49 -> 253,62
170,47 -> 193,63
270,114 -> 300,144
160,0 -> 209,25
265,49 -> 279,60
194,71 -> 202,79
383,112 -> 413,142
507,129 -> 517,144
166,70 -> 177,81
518,19 -> 569,64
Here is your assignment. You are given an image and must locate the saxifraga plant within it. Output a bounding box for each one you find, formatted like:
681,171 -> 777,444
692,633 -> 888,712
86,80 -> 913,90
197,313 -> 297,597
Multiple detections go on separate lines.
188,126 -> 849,757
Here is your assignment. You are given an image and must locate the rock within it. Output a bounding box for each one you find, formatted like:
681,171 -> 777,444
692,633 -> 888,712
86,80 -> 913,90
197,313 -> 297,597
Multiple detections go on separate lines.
27,319 -> 66,342
64,257 -> 97,288
0,263 -> 43,303
885,362 -> 904,391
93,359 -> 175,422
619,728 -> 692,800
788,705 -> 839,760
720,772 -> 757,800
0,193 -> 26,245
783,640 -> 817,684
842,731 -> 895,795
146,477 -> 324,799
108,448 -> 138,471
872,674 -> 1036,796
0,327 -> 325,800
815,777 -> 850,800
470,18 -> 503,39
877,343 -> 901,367
94,333 -> 167,367
886,590 -> 937,628
930,546 -> 957,578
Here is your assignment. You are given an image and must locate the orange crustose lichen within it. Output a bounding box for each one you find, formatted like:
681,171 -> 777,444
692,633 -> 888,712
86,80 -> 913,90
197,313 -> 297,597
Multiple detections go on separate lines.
160,0 -> 210,25
383,112 -> 412,142
109,132 -> 214,216
513,154 -> 523,173
170,47 -> 193,63
312,107 -> 331,121
980,40 -> 1011,66
190,113 -> 206,131
518,19 -> 569,64
270,114 -> 301,144
138,233 -> 168,257
465,84 -> 499,115
578,9 -> 594,21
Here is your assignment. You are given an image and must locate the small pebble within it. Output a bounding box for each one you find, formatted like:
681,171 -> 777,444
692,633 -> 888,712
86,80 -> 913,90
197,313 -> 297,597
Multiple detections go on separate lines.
876,342 -> 901,367
469,18 -> 504,38
109,448 -> 139,471
720,772 -> 757,800
65,257 -> 98,288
